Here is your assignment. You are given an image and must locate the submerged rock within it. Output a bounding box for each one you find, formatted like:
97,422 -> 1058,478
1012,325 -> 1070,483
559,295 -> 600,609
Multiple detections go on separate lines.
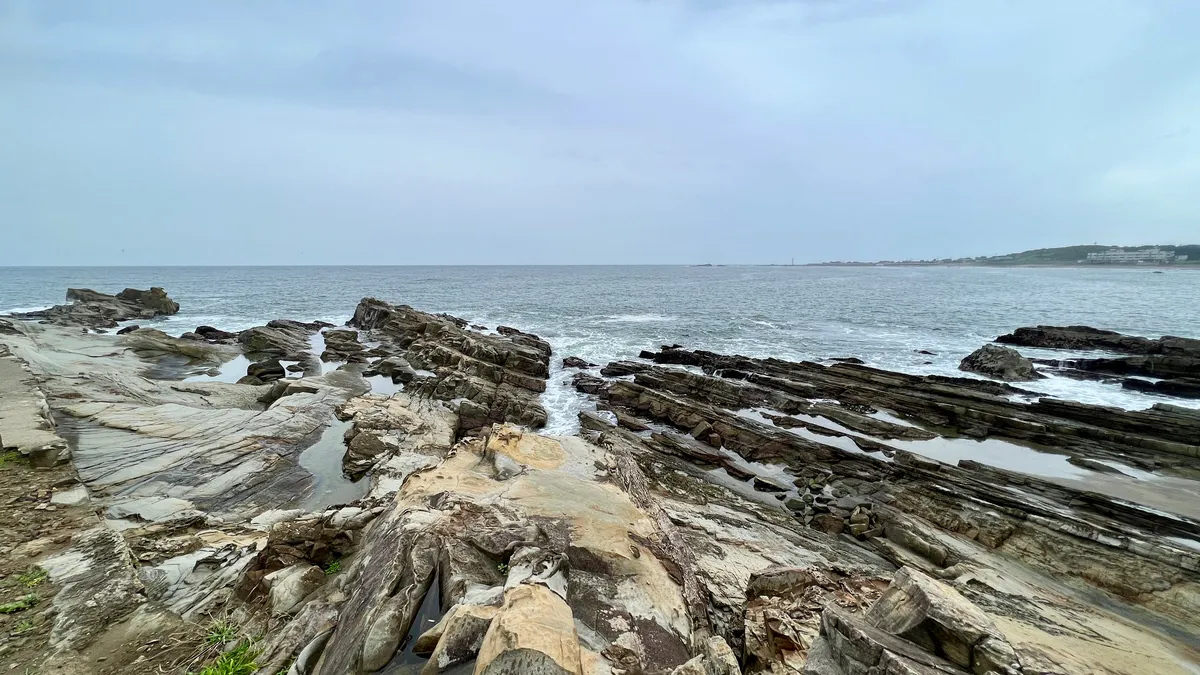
958,343 -> 1043,381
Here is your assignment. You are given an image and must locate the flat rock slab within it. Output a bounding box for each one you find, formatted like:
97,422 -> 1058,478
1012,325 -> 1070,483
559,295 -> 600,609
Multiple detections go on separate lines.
0,350 -> 69,464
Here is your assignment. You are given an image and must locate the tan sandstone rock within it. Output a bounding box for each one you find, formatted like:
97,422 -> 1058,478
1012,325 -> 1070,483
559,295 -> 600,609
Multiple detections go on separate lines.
475,583 -> 583,675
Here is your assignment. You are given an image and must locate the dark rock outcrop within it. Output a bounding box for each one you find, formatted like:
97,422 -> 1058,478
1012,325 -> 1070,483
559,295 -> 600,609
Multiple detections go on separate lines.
600,360 -> 651,377
370,355 -> 418,383
118,327 -> 237,363
997,325 -> 1200,358
321,328 -> 367,363
9,287 -> 180,328
562,356 -> 596,369
572,372 -> 605,395
349,298 -> 551,433
239,320 -> 319,357
248,358 -> 286,383
195,325 -> 239,342
1036,355 -> 1200,381
958,344 -> 1043,381
1122,376 -> 1200,399
1000,325 -> 1200,392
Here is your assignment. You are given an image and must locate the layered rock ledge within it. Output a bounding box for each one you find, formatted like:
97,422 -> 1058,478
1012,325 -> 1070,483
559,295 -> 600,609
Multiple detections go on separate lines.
996,325 -> 1200,397
349,298 -> 551,434
0,302 -> 1197,675
7,287 -> 180,328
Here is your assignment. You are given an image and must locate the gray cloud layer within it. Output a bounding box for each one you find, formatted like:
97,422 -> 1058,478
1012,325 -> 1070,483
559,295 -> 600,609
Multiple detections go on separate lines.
2,0 -> 1197,264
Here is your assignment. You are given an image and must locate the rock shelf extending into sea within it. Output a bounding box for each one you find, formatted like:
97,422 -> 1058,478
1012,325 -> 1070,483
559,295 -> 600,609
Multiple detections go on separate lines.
0,288 -> 1198,674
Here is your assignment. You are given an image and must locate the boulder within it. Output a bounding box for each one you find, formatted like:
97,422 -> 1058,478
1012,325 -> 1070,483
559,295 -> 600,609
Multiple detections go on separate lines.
419,603 -> 500,673
374,355 -> 418,383
195,325 -> 239,341
958,344 -> 1043,381
118,328 -> 238,363
864,567 -> 1019,675
267,563 -> 326,615
475,584 -> 583,675
600,360 -> 651,377
572,372 -> 606,395
248,358 -> 286,383
116,325 -> 139,335
240,323 -> 314,357
321,328 -> 366,362
111,287 -> 179,315
562,356 -> 595,369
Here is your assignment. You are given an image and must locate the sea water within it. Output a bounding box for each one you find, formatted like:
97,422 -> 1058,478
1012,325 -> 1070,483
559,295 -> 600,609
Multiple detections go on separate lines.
4,265 -> 1199,433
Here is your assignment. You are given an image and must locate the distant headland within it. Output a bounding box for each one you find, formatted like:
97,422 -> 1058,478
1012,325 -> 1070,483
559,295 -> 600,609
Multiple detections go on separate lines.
812,244 -> 1200,267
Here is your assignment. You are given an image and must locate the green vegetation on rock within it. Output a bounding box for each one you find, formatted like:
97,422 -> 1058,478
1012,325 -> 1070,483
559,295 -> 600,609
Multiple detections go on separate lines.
0,594 -> 40,614
194,642 -> 259,675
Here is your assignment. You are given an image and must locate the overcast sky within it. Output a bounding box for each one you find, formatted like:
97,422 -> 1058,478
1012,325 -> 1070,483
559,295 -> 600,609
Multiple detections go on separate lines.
1,0 -> 1198,265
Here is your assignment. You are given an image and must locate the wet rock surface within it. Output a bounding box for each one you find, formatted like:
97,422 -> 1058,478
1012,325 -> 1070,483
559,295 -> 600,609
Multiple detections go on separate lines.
350,297 -> 551,434
1000,325 -> 1200,394
0,299 -> 1198,675
958,344 -> 1043,381
997,324 -> 1200,357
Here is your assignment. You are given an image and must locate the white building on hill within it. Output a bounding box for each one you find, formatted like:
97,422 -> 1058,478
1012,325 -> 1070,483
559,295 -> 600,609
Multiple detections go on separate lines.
1084,247 -> 1182,264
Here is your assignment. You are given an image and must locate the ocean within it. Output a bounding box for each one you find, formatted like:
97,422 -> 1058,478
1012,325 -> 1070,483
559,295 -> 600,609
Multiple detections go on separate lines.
3,265 -> 1199,432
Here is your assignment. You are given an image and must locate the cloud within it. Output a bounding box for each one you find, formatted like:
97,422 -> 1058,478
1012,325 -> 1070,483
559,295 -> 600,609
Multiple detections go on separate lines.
1,0 -> 1198,264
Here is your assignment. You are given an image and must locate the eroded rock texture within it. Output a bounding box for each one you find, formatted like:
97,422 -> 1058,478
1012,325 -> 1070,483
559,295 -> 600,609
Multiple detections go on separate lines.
1,303 -> 1198,675
999,325 -> 1200,397
7,287 -> 180,327
350,298 -> 551,434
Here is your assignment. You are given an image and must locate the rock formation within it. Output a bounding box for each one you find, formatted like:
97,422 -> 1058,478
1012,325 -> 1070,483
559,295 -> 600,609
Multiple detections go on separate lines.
7,287 -> 180,327
958,344 -> 1043,381
1,300 -> 1197,675
321,328 -> 367,362
349,298 -> 551,434
240,319 -> 328,358
999,325 -> 1200,397
997,324 -> 1200,357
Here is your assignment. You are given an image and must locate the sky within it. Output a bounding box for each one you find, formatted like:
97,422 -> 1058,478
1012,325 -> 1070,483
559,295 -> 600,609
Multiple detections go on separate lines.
1,0 -> 1198,265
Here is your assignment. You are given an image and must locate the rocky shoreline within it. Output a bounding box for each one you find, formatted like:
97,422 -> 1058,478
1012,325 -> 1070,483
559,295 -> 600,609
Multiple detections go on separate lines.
0,289 -> 1197,674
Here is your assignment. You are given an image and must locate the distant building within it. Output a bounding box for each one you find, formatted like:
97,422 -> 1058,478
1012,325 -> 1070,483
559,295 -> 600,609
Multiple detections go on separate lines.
1084,247 -> 1182,264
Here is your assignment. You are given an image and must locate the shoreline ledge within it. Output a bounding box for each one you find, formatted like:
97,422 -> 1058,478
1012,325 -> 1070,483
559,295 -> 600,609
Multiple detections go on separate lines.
0,293 -> 1197,674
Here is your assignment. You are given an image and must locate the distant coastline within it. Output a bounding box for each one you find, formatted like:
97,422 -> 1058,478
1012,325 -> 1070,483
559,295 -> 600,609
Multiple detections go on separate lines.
809,244 -> 1200,268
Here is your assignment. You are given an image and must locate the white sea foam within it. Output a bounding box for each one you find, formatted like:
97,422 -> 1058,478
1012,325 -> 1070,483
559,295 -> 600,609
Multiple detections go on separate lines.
0,305 -> 52,314
595,314 -> 676,323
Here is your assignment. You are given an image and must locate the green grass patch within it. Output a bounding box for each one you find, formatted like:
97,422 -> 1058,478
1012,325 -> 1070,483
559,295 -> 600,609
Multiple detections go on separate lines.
496,562 -> 509,574
323,559 -> 341,576
0,450 -> 24,467
205,618 -> 240,646
16,567 -> 48,588
12,618 -> 35,635
0,594 -> 40,614
194,642 -> 259,675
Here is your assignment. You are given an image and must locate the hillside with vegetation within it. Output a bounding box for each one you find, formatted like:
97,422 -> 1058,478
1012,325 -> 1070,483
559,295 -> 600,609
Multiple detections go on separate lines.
977,244 -> 1199,265
818,244 -> 1200,266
